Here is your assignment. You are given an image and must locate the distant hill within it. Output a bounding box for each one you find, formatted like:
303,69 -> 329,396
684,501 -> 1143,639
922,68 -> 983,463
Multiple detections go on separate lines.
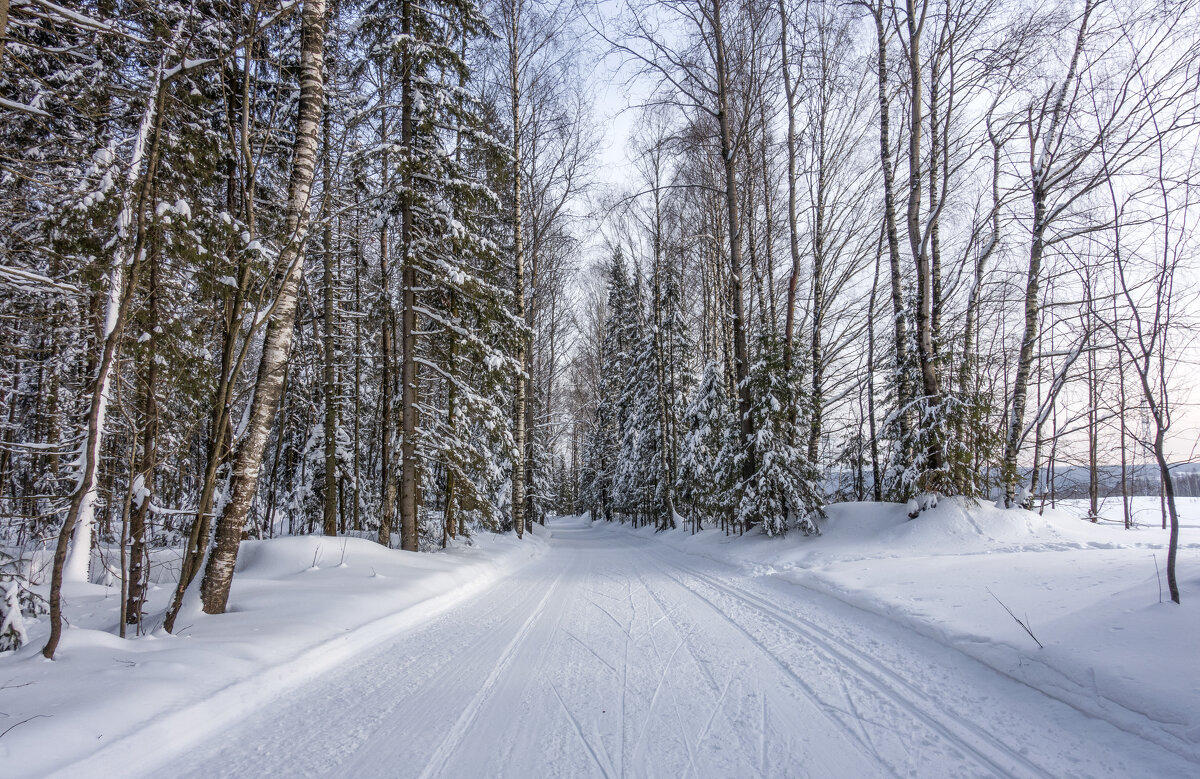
1035,463 -> 1200,499
825,462 -> 1200,500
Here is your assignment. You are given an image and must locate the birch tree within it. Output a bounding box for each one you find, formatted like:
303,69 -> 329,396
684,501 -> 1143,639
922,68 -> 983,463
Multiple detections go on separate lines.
42,17 -> 191,659
198,0 -> 326,615
1001,0 -> 1197,506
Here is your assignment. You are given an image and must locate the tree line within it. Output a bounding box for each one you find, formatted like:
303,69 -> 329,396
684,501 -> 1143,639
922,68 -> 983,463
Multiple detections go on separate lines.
563,0 -> 1197,608
0,0 -> 590,656
0,0 -> 1195,656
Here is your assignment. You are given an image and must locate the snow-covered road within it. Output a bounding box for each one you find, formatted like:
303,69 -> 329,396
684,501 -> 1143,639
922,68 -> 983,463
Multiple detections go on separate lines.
161,516 -> 1191,778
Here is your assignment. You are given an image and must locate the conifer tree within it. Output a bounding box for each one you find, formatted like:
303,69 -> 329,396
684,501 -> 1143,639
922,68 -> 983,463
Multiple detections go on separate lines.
580,252 -> 633,522
736,333 -> 821,536
677,362 -> 738,532
614,314 -> 658,524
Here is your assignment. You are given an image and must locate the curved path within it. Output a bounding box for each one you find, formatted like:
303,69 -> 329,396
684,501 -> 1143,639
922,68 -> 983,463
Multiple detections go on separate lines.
168,516 -> 1192,778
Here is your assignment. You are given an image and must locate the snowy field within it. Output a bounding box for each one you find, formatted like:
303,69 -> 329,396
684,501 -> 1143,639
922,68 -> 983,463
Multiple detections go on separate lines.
0,500 -> 1196,777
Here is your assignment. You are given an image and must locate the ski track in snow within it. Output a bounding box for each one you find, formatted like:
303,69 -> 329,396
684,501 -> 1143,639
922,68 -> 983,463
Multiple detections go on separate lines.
107,516 -> 1195,779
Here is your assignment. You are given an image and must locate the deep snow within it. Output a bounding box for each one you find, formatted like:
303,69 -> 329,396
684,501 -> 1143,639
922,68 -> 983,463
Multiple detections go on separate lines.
624,497 -> 1200,760
0,500 -> 1196,777
0,529 -> 546,776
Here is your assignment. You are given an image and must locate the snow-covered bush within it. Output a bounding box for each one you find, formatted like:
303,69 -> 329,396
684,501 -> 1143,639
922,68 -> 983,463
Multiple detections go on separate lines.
0,551 -> 47,651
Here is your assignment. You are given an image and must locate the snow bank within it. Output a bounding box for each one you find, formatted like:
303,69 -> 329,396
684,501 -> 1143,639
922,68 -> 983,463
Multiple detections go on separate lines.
601,498 -> 1200,759
0,530 -> 545,777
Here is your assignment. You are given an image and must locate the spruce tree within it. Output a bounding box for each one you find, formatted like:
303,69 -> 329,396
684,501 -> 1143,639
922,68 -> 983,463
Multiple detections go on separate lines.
580,251 -> 633,522
736,333 -> 821,536
677,362 -> 738,532
614,318 -> 659,524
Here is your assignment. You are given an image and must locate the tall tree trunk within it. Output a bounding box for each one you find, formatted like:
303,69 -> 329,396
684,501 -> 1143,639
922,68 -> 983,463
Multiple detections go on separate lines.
1118,333 -> 1130,529
1002,0 -> 1092,507
443,31 -> 469,547
1087,338 -> 1099,519
509,0 -> 526,539
165,54 -> 260,632
397,0 -> 420,552
525,99 -> 541,532
652,178 -> 676,531
928,13 -> 947,350
379,238 -> 396,546
163,246 -> 248,629
377,115 -> 398,548
1028,316 -> 1046,503
1003,170 -> 1047,507
904,0 -> 944,481
321,80 -> 339,537
868,225 -> 883,502
1153,431 -> 1180,603
544,291 -> 560,525
126,241 -> 160,631
959,121 -> 1000,432
808,71 -> 828,466
758,115 -> 778,327
263,359 -> 292,537
443,289 -> 460,547
742,143 -> 761,332
198,0 -> 326,615
873,0 -> 911,483
353,216 -> 363,533
712,0 -> 754,488
44,50 -> 173,658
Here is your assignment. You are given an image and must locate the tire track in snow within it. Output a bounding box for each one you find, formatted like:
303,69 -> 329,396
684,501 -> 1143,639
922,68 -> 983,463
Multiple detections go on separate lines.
630,551 -> 795,778
171,553 -> 556,779
550,679 -> 618,779
156,518 -> 1185,778
635,588 -> 711,779
629,547 -> 884,778
661,558 -> 1047,778
417,566 -> 567,779
591,544 -> 762,779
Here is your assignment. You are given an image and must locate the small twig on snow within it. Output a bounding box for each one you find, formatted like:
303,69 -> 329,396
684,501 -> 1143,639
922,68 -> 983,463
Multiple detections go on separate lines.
1153,554 -> 1163,604
987,587 -> 1044,649
0,679 -> 33,690
0,714 -> 51,740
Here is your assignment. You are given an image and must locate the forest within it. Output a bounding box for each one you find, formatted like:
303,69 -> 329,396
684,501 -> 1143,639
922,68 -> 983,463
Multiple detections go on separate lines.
0,0 -> 1196,662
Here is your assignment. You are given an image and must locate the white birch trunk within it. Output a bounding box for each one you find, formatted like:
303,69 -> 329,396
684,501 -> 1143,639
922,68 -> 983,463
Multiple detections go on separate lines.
62,44 -> 176,583
198,0 -> 326,614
